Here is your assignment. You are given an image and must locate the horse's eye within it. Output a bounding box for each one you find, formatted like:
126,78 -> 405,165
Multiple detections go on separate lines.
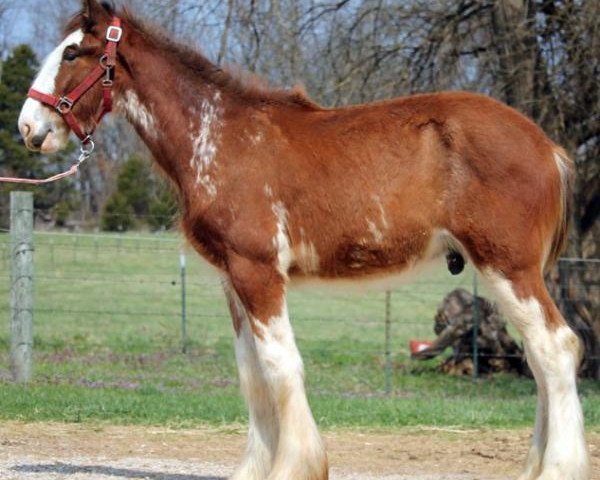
63,47 -> 78,62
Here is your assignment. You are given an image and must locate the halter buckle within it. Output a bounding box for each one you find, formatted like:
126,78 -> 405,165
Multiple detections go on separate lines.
102,66 -> 114,87
56,97 -> 73,114
106,26 -> 123,42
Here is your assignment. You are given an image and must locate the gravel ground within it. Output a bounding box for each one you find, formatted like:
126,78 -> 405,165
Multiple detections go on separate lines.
0,457 -> 506,480
0,422 -> 598,480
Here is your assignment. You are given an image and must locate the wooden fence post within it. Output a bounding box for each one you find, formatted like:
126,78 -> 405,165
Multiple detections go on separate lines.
10,191 -> 33,383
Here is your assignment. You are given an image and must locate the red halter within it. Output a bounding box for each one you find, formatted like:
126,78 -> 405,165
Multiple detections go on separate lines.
27,17 -> 123,145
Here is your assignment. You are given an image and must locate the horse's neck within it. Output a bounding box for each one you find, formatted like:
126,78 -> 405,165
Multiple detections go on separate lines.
114,37 -> 226,202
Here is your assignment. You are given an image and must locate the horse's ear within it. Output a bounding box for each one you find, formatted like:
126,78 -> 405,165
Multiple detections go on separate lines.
81,0 -> 114,30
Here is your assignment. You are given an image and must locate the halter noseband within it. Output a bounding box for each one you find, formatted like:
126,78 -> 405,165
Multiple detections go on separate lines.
28,17 -> 123,149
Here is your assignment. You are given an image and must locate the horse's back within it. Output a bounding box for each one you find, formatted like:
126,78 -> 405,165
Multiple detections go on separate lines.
276,91 -> 565,277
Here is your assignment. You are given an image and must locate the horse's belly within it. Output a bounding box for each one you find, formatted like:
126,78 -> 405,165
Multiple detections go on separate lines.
288,228 -> 454,292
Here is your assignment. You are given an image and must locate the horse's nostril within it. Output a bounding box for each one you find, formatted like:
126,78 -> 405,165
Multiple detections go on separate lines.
22,123 -> 31,137
31,133 -> 47,149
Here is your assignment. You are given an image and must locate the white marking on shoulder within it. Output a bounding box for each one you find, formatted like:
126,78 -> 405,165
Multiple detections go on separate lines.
250,131 -> 264,146
272,201 -> 293,275
189,90 -> 223,199
31,29 -> 85,94
116,90 -> 158,140
264,184 -> 273,198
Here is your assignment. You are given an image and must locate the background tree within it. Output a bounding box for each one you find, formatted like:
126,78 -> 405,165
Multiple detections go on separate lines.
0,44 -> 76,228
102,154 -> 177,232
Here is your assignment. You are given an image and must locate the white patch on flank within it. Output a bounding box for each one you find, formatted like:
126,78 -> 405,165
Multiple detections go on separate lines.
189,91 -> 223,199
367,219 -> 384,243
293,228 -> 320,274
117,90 -> 158,140
271,201 -> 293,275
364,195 -> 389,244
482,269 -> 589,480
264,184 -> 273,198
372,194 -> 389,229
18,29 -> 85,151
297,241 -> 320,273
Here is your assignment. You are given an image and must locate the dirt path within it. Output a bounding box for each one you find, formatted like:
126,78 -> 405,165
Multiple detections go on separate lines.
0,422 -> 598,479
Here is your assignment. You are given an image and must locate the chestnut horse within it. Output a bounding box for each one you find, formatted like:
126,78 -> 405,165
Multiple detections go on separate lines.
18,2 -> 589,479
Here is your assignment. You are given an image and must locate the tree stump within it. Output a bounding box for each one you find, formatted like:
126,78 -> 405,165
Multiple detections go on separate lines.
412,288 -> 527,376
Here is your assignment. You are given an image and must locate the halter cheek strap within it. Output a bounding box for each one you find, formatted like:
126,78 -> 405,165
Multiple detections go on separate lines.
28,17 -> 122,145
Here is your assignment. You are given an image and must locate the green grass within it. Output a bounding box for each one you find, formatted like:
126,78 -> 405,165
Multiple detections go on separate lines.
0,231 -> 598,429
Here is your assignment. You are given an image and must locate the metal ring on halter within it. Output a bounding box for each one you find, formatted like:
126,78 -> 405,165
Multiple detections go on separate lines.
80,137 -> 95,157
99,54 -> 109,68
57,97 -> 73,114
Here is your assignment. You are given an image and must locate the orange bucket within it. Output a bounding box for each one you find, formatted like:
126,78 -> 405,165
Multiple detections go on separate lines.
409,340 -> 433,354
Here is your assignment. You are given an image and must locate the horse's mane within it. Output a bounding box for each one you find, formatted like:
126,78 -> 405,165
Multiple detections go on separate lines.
66,6 -> 321,111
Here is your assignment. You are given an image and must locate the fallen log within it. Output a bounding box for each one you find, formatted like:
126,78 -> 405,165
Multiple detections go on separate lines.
412,288 -> 528,376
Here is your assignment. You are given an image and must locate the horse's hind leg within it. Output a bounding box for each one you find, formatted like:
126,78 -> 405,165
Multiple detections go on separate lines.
483,268 -> 590,480
517,346 -> 548,480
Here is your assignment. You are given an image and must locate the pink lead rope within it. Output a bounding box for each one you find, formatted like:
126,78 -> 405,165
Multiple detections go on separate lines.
0,164 -> 80,185
0,140 -> 94,185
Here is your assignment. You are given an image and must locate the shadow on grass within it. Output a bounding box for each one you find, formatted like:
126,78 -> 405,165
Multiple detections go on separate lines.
12,463 -> 225,479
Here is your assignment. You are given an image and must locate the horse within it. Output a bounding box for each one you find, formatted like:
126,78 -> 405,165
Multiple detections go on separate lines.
17,1 -> 589,479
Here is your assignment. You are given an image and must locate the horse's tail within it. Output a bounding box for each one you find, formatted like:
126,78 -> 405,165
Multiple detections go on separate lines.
545,145 -> 574,271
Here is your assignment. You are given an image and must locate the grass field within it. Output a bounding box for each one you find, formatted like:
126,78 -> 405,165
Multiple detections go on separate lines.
0,231 -> 598,429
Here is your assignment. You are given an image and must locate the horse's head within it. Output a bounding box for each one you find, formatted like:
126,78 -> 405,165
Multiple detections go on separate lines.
19,0 -> 119,153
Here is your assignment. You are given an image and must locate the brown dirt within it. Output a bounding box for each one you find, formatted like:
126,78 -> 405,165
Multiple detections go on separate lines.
0,422 -> 598,479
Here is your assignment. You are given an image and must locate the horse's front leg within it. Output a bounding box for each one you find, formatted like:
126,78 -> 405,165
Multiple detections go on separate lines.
225,254 -> 328,480
224,279 -> 278,479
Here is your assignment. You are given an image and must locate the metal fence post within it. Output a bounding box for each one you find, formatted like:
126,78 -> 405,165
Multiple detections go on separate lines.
472,273 -> 480,381
180,250 -> 188,353
384,290 -> 392,394
10,191 -> 34,383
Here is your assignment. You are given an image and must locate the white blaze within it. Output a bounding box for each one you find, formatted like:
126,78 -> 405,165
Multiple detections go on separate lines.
32,29 -> 85,94
18,29 -> 85,151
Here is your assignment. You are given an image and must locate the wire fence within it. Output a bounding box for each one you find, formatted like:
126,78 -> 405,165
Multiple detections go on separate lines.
1,215 -> 598,392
